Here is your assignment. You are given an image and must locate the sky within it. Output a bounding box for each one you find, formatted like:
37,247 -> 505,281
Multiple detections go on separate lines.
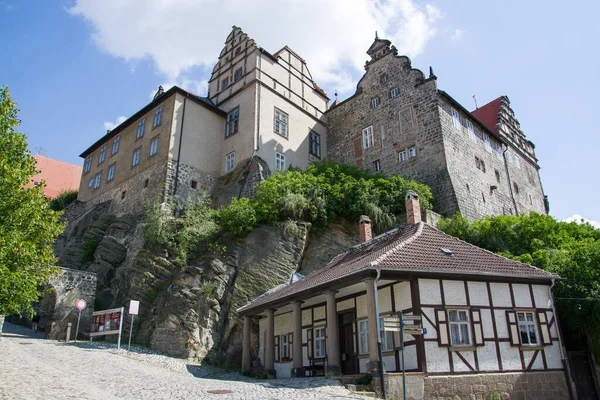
1,0 -> 598,226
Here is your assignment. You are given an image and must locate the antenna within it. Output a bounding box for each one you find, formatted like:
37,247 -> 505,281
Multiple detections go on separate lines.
472,95 -> 478,110
36,146 -> 47,156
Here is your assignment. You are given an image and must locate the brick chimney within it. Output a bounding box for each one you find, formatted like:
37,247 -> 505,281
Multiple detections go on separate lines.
405,190 -> 421,224
359,215 -> 373,243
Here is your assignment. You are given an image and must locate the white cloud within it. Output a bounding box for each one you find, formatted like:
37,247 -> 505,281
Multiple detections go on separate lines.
68,0 -> 442,97
563,214 -> 600,230
451,28 -> 465,41
103,115 -> 126,131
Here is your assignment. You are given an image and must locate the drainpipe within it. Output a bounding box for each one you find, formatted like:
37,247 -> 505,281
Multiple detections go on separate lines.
172,95 -> 188,198
373,264 -> 386,399
502,145 -> 519,216
549,278 -> 575,400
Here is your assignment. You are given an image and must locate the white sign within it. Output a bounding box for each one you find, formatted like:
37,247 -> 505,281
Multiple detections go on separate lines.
129,300 -> 140,315
76,299 -> 87,311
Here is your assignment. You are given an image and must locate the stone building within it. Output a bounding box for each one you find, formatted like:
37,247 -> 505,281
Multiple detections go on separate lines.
326,35 -> 547,220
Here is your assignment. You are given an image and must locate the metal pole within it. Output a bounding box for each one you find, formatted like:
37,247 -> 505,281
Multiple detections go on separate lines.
75,309 -> 82,343
66,323 -> 72,343
400,311 -> 406,400
373,272 -> 386,400
117,307 -> 124,350
128,315 -> 134,351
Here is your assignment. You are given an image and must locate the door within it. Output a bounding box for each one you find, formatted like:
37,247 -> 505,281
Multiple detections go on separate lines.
339,311 -> 358,374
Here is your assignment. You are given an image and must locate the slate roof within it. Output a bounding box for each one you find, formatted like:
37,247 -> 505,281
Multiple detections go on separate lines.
25,155 -> 82,198
238,222 -> 559,314
471,96 -> 505,134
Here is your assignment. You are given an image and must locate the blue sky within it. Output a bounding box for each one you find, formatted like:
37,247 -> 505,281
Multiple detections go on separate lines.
1,0 -> 598,225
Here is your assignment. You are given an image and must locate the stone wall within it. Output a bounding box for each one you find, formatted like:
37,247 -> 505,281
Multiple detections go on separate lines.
165,159 -> 218,203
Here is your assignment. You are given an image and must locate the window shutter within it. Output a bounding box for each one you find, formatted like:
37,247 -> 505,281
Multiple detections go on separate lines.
275,335 -> 280,362
307,329 -> 313,360
537,310 -> 552,345
435,309 -> 449,346
471,309 -> 484,346
506,310 -> 520,346
288,333 -> 293,361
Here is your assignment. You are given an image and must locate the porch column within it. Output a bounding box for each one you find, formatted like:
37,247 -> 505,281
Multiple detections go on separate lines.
292,301 -> 304,376
265,308 -> 275,375
242,315 -> 251,373
326,290 -> 341,375
365,278 -> 381,376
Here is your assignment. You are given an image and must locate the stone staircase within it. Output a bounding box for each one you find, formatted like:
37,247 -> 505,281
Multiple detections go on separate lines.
339,376 -> 378,398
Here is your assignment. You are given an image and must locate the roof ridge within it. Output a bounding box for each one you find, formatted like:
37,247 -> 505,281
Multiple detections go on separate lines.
373,222 -> 424,265
34,155 -> 82,168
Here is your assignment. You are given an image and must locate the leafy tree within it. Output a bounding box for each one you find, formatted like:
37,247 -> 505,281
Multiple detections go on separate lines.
49,189 -> 78,211
439,212 -> 600,358
0,86 -> 62,326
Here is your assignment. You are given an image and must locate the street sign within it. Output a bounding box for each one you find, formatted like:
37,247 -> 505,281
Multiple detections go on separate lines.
129,300 -> 139,315
76,299 -> 87,311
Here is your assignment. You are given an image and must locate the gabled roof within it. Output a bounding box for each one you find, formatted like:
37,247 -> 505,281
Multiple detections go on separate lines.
471,96 -> 505,134
238,222 -> 559,315
25,155 -> 82,198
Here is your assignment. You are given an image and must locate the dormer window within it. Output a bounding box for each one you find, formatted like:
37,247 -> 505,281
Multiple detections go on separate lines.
222,78 -> 229,89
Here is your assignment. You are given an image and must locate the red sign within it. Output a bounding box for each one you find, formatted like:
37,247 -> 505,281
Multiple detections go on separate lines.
90,307 -> 123,337
76,299 -> 87,311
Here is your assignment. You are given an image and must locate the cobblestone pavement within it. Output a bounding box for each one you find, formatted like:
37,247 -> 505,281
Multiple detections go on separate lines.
0,322 -> 369,400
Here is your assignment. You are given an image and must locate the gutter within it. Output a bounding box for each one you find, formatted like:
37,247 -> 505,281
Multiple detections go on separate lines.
373,264 -> 386,399
550,279 -> 575,400
172,94 -> 188,197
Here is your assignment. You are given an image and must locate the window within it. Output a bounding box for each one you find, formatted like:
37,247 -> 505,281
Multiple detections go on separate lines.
495,169 -> 501,183
98,145 -> 106,164
359,320 -> 369,354
390,88 -> 399,99
88,177 -> 94,188
153,106 -> 163,128
276,152 -> 286,170
379,73 -> 388,84
514,154 -> 521,169
149,137 -> 159,157
398,150 -> 407,163
451,108 -> 461,129
132,147 -> 141,167
448,310 -> 471,346
309,131 -> 321,158
226,107 -> 239,137
362,126 -> 374,149
274,107 -> 289,137
112,136 -> 120,155
314,327 -> 326,358
222,77 -> 229,89
280,334 -> 290,359
483,134 -> 492,153
93,172 -> 102,189
528,193 -> 533,205
513,182 -> 520,194
225,151 -> 235,172
107,163 -> 116,182
234,68 -> 243,82
137,117 -> 146,139
84,156 -> 92,173
466,120 -> 476,141
373,160 -> 381,172
371,97 -> 380,109
121,190 -> 126,200
408,146 -> 416,159
144,179 -> 149,188
379,317 -> 394,351
517,311 -> 538,345
191,180 -> 197,189
235,47 -> 242,56
475,156 -> 486,173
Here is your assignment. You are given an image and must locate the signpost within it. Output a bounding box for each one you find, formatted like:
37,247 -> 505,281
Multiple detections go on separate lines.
128,300 -> 139,351
90,307 -> 124,349
74,299 -> 87,343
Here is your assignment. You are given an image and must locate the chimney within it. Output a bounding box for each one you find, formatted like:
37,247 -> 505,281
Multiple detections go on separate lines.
405,190 -> 421,224
359,215 -> 372,243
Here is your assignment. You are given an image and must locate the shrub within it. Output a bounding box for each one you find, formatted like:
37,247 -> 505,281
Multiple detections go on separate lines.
199,281 -> 217,298
217,197 -> 257,236
49,190 -> 78,211
83,236 -> 101,262
357,373 -> 373,385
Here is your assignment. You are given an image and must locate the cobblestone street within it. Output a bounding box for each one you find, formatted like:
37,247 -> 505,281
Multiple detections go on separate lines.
0,322 -> 368,400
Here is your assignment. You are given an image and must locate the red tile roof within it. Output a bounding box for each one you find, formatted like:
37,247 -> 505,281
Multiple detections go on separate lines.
471,96 -> 505,134
25,155 -> 82,198
239,222 -> 559,314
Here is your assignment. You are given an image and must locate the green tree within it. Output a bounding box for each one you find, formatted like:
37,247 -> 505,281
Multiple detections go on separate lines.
439,212 -> 600,358
0,87 -> 62,335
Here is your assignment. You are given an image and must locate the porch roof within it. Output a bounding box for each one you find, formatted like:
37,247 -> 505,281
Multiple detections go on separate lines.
238,222 -> 559,315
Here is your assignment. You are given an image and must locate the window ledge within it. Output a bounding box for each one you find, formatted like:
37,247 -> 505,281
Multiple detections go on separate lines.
519,345 -> 544,351
449,345 -> 476,352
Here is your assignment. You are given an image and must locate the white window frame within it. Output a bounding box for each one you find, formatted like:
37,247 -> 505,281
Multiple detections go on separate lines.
373,160 -> 381,172
137,117 -> 146,139
226,107 -> 239,137
359,320 -> 369,354
149,137 -> 159,157
362,126 -> 374,149
371,97 -> 380,109
451,108 -> 461,129
448,309 -> 471,346
517,311 -> 539,346
466,120 -> 476,142
314,326 -> 326,358
390,88 -> 399,99
112,136 -> 120,155
93,171 -> 102,189
84,155 -> 92,173
225,151 -> 236,173
408,146 -> 416,159
483,134 -> 492,153
98,145 -> 106,164
276,152 -> 285,170
88,177 -> 94,188
153,106 -> 163,128
398,150 -> 407,163
280,334 -> 289,359
132,147 -> 141,167
378,317 -> 394,352
274,107 -> 289,138
309,130 -> 321,158
107,163 -> 116,182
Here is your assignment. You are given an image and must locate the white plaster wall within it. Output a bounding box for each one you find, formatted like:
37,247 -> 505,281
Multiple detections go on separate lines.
490,283 -> 512,307
274,312 -> 293,336
336,298 -> 354,312
545,345 -> 563,369
522,349 -> 536,369
532,351 -> 545,370
452,350 -> 475,372
356,294 -> 367,319
494,309 -> 509,338
398,344 -> 418,370
419,279 -> 441,304
302,309 -> 311,326
393,281 -> 412,311
425,342 -> 449,373
467,281 -> 490,306
378,286 -> 392,313
477,343 -> 500,371
480,308 -> 495,339
421,308 -> 437,340
443,280 -> 467,305
512,283 -> 532,308
274,362 -> 292,378
499,342 -> 521,370
382,354 -> 397,371
359,357 -> 369,374
302,346 -> 309,366
532,284 -> 551,308
313,306 -> 325,321
548,311 -> 558,338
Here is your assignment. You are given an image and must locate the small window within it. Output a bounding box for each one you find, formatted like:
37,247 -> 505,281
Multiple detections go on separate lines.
144,179 -> 149,188
112,136 -> 120,155
153,106 -> 163,128
362,126 -> 374,149
276,152 -> 286,170
517,311 -> 538,345
483,134 -> 492,153
149,137 -> 159,157
234,68 -> 243,82
379,317 -> 394,352
466,120 -> 476,141
84,155 -> 92,173
314,327 -> 326,358
398,150 -> 407,163
379,73 -> 388,84
475,156 -> 486,173
448,310 -> 471,346
274,107 -> 289,137
280,334 -> 289,359
225,151 -> 236,172
191,180 -> 198,189
408,146 -> 416,158
371,97 -> 380,109
528,193 -> 533,205
373,159 -> 381,172
359,320 -> 369,354
390,88 -> 399,99
309,130 -> 321,158
513,182 -> 520,194
451,108 -> 461,129
137,117 -> 146,139
121,190 -> 126,200
514,154 -> 521,169
482,192 -> 486,203
107,163 -> 116,182
132,147 -> 141,167
98,145 -> 107,164
495,169 -> 501,183
88,177 -> 94,188
235,47 -> 242,56
93,171 -> 102,189
226,107 -> 239,137
222,77 -> 229,89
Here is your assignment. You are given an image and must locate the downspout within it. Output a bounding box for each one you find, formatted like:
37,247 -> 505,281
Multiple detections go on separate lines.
172,95 -> 188,197
373,264 -> 386,399
502,145 -> 519,216
549,278 -> 575,400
